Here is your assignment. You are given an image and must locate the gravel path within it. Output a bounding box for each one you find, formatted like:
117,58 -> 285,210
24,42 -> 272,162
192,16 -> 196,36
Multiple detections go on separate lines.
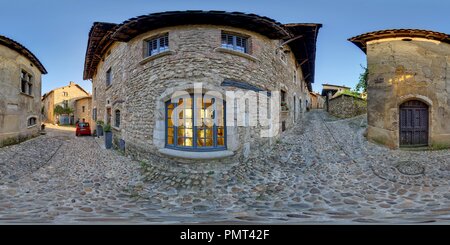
0,111 -> 449,224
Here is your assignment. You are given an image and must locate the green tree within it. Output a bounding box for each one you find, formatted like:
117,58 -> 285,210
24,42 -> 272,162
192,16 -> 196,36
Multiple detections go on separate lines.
54,105 -> 74,115
355,65 -> 368,92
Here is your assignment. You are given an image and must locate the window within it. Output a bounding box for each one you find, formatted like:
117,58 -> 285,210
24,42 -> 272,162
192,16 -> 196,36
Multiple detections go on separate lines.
106,107 -> 111,125
146,33 -> 169,57
92,108 -> 97,121
93,88 -> 97,100
82,106 -> 85,113
166,95 -> 226,151
28,117 -> 37,127
281,90 -> 286,103
63,100 -> 69,109
106,68 -> 112,86
221,32 -> 248,53
115,109 -> 120,128
63,92 -> 68,97
280,51 -> 287,63
293,69 -> 297,84
21,71 -> 33,95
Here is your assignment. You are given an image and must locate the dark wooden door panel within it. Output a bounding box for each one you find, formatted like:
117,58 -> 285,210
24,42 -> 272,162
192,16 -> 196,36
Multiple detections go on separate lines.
399,100 -> 428,146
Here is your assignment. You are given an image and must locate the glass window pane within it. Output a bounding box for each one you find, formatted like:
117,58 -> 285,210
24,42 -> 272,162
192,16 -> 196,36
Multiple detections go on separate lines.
177,137 -> 184,146
205,129 -> 213,139
217,127 -> 225,137
167,137 -> 174,145
205,139 -> 213,147
178,127 -> 185,137
185,128 -> 193,138
217,137 -> 225,146
168,127 -> 174,137
184,109 -> 192,119
168,118 -> 174,127
185,138 -> 193,147
197,138 -> 205,147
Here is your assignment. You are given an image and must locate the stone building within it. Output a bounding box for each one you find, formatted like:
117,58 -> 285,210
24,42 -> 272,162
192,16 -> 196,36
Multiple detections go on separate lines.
349,29 -> 450,148
0,35 -> 47,147
321,84 -> 351,112
309,92 -> 325,109
74,96 -> 92,125
83,11 -> 321,161
42,81 -> 90,125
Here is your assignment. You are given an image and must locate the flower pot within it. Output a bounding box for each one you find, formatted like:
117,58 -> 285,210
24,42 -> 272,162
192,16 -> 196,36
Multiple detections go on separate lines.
96,125 -> 104,136
104,131 -> 112,149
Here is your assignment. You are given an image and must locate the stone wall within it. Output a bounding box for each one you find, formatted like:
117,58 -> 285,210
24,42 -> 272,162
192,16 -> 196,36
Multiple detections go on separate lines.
74,97 -> 92,125
91,25 -> 311,162
366,38 -> 450,148
328,94 -> 367,118
0,44 -> 43,147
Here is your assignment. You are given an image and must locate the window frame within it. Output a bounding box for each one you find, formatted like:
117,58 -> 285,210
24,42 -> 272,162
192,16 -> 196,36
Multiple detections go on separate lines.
165,94 -> 227,152
27,117 -> 37,127
115,109 -> 121,128
20,70 -> 33,96
106,68 -> 112,87
92,108 -> 97,121
146,33 -> 169,57
221,32 -> 249,54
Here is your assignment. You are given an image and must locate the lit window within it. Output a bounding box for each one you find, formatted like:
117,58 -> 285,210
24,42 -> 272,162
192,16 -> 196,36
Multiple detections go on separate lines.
221,32 -> 248,53
166,95 -> 226,151
146,33 -> 169,57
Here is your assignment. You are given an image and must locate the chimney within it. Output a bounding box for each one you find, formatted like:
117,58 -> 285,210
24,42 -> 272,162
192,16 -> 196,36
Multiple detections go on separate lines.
69,81 -> 75,86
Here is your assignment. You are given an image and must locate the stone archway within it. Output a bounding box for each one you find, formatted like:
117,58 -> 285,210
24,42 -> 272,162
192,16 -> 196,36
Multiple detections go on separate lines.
399,100 -> 429,147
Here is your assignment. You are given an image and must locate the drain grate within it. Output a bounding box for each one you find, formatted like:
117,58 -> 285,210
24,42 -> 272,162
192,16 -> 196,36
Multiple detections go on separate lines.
395,160 -> 425,175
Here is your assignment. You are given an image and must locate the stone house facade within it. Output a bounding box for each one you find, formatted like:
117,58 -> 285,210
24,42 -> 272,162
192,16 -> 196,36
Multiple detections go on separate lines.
309,92 -> 325,109
349,29 -> 450,148
0,35 -> 47,147
74,96 -> 92,126
83,11 -> 321,161
42,81 -> 90,124
321,84 -> 351,111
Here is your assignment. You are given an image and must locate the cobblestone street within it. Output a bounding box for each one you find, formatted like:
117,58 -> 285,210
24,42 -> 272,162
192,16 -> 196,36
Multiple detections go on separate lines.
0,110 -> 449,224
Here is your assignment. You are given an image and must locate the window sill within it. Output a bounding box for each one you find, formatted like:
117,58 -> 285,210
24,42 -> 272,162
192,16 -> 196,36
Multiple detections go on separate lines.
20,92 -> 34,98
158,148 -> 234,160
112,126 -> 121,131
214,47 -> 259,62
27,124 -> 37,129
139,50 -> 175,65
105,84 -> 112,91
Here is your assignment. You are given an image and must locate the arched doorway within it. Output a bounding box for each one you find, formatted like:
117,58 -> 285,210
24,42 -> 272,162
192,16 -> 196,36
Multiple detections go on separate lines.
399,100 -> 429,147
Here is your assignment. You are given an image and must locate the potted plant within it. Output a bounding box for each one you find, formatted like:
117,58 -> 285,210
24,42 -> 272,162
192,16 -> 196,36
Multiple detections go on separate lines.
281,101 -> 289,112
96,120 -> 104,137
103,124 -> 112,149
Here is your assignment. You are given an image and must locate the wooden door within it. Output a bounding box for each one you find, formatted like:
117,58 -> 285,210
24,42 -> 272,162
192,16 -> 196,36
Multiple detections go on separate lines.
399,100 -> 428,146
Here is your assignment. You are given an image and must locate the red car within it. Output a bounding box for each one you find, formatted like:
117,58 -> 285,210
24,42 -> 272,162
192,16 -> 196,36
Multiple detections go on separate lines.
76,122 -> 91,136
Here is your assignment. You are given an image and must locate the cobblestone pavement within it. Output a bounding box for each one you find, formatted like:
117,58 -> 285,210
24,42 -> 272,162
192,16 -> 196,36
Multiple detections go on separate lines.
0,111 -> 449,224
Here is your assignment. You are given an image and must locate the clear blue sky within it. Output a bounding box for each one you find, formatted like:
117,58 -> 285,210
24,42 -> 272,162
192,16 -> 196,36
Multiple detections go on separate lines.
1,0 -> 449,94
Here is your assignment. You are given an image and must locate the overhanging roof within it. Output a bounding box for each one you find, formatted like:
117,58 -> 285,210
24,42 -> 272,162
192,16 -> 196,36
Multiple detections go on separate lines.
348,29 -> 450,53
83,11 -> 322,89
284,23 -> 322,91
0,35 -> 47,74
